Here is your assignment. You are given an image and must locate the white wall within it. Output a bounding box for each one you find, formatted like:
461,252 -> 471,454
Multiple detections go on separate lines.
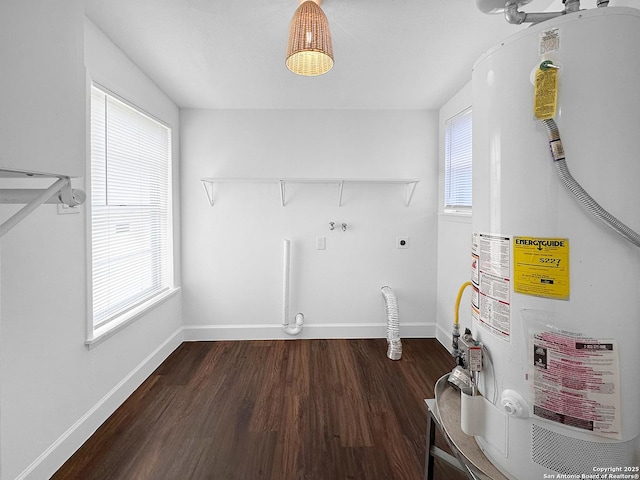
0,0 -> 84,177
0,17 -> 182,480
181,109 -> 439,340
435,82 -> 474,350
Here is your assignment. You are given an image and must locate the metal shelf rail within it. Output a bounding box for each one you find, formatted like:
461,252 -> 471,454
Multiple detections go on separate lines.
0,169 -> 86,238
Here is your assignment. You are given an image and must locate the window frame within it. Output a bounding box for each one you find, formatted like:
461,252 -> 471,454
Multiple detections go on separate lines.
86,83 -> 176,347
444,106 -> 473,214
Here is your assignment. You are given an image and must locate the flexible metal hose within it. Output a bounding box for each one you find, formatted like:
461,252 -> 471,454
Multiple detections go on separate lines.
381,286 -> 402,360
542,118 -> 640,249
452,281 -> 472,364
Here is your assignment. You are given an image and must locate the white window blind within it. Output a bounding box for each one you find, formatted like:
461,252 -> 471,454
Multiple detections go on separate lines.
90,86 -> 172,328
444,107 -> 472,210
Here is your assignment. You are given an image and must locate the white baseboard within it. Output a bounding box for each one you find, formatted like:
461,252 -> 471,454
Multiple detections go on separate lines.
18,327 -> 184,480
435,322 -> 453,354
183,322 -> 437,341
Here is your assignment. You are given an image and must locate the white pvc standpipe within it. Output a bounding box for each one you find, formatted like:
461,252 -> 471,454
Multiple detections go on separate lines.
282,239 -> 304,335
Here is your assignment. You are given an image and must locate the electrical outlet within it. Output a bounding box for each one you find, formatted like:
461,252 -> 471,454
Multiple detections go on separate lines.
396,236 -> 409,249
316,236 -> 326,250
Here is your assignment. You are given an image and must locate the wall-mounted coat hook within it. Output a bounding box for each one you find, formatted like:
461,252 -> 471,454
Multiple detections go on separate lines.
342,223 -> 348,231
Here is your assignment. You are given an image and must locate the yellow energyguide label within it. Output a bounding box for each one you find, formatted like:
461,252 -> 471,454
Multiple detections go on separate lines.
534,67 -> 558,120
513,236 -> 569,299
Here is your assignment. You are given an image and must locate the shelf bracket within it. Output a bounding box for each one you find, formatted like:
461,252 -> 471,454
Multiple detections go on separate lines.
279,180 -> 286,207
0,176 -> 85,238
406,181 -> 418,207
201,179 -> 215,206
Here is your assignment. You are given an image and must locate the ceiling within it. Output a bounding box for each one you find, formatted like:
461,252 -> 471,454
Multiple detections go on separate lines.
84,0 -> 560,110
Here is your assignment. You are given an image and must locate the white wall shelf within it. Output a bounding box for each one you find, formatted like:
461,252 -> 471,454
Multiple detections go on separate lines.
200,177 -> 420,207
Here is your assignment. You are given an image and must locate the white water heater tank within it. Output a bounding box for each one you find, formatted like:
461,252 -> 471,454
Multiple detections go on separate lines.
471,7 -> 640,479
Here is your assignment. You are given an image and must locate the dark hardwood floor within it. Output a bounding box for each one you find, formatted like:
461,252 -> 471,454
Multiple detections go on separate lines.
53,339 -> 467,480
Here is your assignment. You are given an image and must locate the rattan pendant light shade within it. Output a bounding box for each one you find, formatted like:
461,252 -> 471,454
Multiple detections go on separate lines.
286,0 -> 334,76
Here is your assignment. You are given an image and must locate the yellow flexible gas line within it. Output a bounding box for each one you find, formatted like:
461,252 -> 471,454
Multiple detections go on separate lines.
454,281 -> 472,326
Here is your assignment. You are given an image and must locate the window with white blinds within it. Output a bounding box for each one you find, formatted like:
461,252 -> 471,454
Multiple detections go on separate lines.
444,107 -> 472,210
90,86 -> 172,329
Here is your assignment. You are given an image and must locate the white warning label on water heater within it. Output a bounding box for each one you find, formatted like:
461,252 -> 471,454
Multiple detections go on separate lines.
531,330 -> 621,439
473,233 -> 511,341
539,27 -> 560,55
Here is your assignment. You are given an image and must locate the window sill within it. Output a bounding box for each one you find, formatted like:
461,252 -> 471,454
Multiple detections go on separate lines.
439,210 -> 472,222
86,287 -> 181,349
